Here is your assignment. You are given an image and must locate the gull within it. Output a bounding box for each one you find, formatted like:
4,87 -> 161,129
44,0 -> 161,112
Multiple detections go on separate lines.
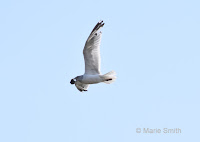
70,20 -> 116,92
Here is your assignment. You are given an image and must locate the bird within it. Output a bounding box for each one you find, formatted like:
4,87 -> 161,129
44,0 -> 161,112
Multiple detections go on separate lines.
70,20 -> 116,92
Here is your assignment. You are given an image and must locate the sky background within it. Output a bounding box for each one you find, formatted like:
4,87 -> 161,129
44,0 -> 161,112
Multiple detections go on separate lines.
0,0 -> 200,142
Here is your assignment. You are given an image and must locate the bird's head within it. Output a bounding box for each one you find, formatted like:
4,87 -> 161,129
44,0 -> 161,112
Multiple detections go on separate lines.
70,79 -> 76,84
70,76 -> 83,85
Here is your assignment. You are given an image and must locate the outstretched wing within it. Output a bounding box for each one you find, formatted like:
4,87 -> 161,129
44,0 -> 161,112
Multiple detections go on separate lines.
83,20 -> 104,75
75,81 -> 89,92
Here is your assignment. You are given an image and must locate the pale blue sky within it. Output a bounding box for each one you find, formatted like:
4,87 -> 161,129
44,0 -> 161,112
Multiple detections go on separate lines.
0,0 -> 200,142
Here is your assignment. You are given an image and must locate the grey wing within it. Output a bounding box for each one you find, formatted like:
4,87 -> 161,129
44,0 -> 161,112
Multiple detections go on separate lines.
75,81 -> 89,92
83,20 -> 104,75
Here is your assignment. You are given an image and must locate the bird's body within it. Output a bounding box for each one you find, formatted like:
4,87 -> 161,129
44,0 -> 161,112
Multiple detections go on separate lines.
80,74 -> 103,84
70,20 -> 116,92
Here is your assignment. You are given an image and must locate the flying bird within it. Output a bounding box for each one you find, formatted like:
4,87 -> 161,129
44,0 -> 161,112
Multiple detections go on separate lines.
70,20 -> 116,92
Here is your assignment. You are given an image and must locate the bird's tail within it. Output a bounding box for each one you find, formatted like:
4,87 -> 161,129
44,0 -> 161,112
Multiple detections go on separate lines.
101,71 -> 117,84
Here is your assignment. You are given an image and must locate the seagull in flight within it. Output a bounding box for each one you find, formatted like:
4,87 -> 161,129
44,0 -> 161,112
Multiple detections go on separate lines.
70,20 -> 116,92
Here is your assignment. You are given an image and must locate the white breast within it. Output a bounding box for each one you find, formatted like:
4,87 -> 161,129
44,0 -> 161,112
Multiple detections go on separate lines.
82,75 -> 102,84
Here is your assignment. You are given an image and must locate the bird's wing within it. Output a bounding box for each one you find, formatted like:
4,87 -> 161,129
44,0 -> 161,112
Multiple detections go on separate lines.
83,20 -> 104,75
75,81 -> 89,92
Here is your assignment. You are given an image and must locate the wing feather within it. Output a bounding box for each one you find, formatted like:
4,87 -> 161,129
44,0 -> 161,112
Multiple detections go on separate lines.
75,81 -> 89,92
83,20 -> 104,75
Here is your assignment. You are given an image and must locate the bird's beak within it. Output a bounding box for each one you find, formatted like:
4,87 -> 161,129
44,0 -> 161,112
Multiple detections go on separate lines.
70,79 -> 75,84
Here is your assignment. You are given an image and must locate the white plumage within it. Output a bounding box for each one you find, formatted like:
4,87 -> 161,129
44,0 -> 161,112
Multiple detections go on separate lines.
70,20 -> 116,92
84,31 -> 101,75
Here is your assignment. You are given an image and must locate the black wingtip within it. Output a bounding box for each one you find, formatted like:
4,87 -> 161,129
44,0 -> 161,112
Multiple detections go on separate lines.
91,20 -> 104,34
99,20 -> 103,24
